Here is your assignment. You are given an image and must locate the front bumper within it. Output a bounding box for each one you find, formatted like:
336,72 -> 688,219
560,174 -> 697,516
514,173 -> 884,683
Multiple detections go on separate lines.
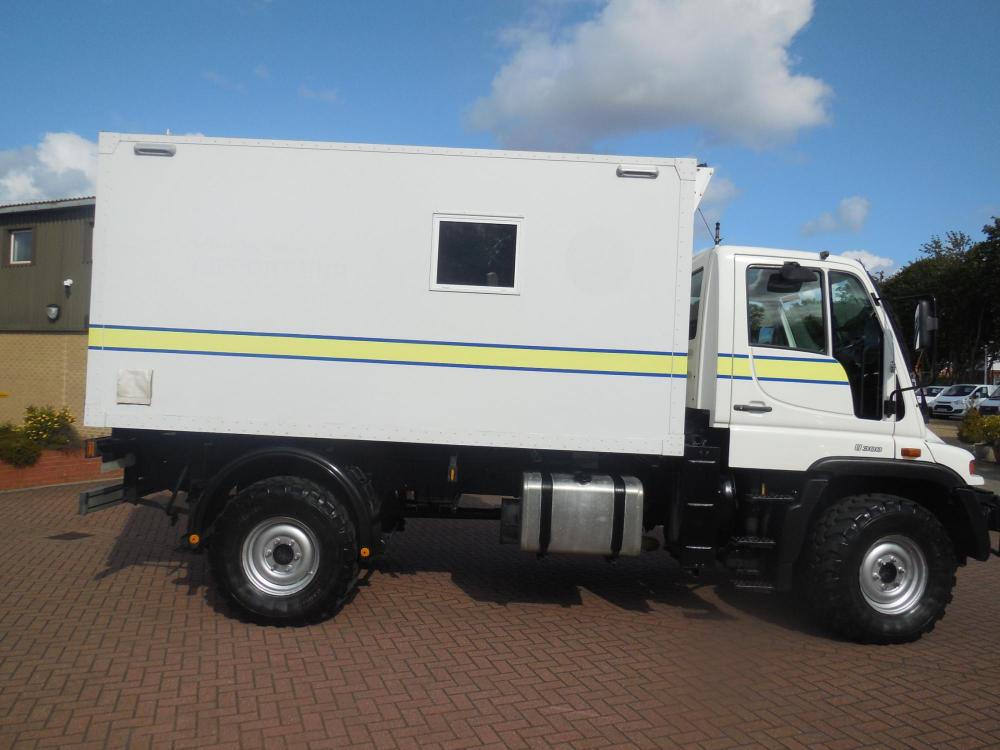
933,403 -> 966,416
959,486 -> 1000,558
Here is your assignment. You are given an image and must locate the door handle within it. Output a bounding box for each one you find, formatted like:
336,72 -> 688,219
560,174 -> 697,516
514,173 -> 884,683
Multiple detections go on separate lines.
734,403 -> 772,413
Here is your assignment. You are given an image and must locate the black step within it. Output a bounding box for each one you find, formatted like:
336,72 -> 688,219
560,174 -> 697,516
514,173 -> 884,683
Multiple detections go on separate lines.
745,493 -> 795,503
731,536 -> 777,549
681,545 -> 716,566
732,579 -> 776,593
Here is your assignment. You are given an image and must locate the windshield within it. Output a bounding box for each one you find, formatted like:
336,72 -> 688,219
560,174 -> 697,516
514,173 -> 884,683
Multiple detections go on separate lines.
944,385 -> 975,396
924,386 -> 944,395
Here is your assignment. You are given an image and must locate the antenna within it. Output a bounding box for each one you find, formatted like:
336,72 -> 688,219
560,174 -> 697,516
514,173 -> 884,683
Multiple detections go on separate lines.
697,207 -> 720,246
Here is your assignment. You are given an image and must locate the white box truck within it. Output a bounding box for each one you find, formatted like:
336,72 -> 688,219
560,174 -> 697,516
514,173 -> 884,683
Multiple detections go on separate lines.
81,133 -> 1000,642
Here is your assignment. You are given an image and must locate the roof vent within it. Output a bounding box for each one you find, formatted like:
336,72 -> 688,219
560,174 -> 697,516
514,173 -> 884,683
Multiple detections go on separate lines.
134,143 -> 176,157
616,165 -> 658,179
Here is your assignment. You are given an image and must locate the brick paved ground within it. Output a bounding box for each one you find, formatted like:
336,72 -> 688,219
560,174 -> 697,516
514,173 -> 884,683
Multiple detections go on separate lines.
1,482 -> 999,750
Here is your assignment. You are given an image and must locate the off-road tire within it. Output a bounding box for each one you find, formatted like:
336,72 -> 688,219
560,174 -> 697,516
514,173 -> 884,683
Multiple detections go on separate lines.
209,476 -> 359,624
804,493 -> 956,644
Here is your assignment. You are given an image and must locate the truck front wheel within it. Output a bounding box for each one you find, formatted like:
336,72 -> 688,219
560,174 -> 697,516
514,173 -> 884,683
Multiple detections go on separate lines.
804,494 -> 956,644
208,476 -> 359,624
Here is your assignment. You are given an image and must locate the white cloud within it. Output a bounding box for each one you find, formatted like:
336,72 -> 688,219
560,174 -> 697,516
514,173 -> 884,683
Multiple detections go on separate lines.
696,175 -> 739,242
469,0 -> 830,151
0,133 -> 97,203
801,195 -> 870,236
203,70 -> 246,93
842,249 -> 894,273
701,176 -> 739,207
254,64 -> 270,80
298,83 -> 339,104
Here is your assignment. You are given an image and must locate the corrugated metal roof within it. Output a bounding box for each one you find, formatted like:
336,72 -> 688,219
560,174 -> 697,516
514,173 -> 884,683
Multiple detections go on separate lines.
0,196 -> 95,215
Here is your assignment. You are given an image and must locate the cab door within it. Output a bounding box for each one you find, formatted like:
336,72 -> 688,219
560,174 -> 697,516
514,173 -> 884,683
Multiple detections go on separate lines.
727,256 -> 895,472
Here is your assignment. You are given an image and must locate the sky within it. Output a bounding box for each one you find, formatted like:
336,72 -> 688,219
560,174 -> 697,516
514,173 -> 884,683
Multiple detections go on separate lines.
1,0 -> 997,273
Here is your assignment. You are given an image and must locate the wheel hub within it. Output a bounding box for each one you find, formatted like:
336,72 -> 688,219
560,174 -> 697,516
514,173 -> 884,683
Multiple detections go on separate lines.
241,517 -> 320,597
272,543 -> 295,566
858,535 -> 928,615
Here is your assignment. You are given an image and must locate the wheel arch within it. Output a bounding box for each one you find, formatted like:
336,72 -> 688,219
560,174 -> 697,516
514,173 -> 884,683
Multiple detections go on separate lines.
189,446 -> 376,550
775,457 -> 984,589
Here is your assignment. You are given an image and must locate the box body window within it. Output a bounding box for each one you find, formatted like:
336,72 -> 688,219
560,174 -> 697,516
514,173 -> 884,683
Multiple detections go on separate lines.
432,216 -> 520,293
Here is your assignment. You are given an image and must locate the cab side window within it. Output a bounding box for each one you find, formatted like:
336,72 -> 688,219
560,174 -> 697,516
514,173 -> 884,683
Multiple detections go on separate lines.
689,269 -> 704,340
746,266 -> 825,354
830,272 -> 884,420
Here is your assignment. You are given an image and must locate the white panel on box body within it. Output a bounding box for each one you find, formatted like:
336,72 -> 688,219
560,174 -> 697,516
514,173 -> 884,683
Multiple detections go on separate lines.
85,134 -> 708,456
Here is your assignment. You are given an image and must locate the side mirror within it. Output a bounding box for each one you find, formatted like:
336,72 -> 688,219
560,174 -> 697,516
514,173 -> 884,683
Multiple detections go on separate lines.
913,299 -> 938,352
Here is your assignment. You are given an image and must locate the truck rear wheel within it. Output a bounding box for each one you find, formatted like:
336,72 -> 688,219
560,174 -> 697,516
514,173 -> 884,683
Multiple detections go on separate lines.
208,476 -> 359,624
804,494 -> 956,644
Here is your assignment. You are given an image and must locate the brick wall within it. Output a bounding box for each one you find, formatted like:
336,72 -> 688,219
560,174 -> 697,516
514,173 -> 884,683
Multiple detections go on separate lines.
0,332 -> 104,438
0,447 -> 121,491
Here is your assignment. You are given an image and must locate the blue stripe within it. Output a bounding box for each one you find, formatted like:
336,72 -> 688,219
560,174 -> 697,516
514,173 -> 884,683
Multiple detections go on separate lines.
720,352 -> 838,363
92,323 -> 684,357
89,345 -> 688,378
718,373 -> 849,385
758,376 -> 850,385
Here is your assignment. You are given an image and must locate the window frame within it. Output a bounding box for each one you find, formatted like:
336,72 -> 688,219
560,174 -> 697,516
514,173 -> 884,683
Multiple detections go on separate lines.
429,212 -> 522,296
746,264 -> 828,356
8,228 -> 34,266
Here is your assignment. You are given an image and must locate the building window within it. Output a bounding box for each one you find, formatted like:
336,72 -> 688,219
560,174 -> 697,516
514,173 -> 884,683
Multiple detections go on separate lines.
9,229 -> 33,265
431,214 -> 520,294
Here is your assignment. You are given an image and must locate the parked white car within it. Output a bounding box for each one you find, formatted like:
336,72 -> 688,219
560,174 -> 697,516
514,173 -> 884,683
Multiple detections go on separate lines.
917,385 -> 947,408
931,384 -> 992,418
976,386 -> 1000,416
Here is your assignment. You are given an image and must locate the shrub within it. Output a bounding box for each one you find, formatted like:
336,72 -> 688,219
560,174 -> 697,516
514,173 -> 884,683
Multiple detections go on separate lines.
0,406 -> 78,468
0,427 -> 43,468
981,416 -> 1000,463
22,405 -> 76,448
958,408 -> 985,444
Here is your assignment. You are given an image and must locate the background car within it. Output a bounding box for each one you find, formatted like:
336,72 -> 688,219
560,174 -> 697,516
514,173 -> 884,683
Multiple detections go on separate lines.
931,383 -> 992,418
917,385 -> 947,408
975,385 -> 1000,416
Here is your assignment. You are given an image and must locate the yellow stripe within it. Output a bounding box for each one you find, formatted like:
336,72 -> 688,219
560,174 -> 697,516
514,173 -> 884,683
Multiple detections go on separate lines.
718,354 -> 848,383
716,355 -> 752,378
753,358 -> 848,383
89,327 -> 687,376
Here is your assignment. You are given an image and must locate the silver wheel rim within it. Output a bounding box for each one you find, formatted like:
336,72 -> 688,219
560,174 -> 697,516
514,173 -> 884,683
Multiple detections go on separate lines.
858,534 -> 928,615
241,516 -> 320,597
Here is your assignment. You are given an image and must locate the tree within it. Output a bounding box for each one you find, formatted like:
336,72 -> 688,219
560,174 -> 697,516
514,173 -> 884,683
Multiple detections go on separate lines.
880,218 -> 1000,383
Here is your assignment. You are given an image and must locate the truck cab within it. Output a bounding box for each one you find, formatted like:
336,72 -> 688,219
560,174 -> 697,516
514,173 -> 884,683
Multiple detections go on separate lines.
688,245 -> 978,484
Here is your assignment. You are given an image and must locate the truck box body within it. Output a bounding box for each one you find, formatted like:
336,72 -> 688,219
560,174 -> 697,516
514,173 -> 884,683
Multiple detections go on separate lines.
79,134 -> 1000,642
85,134 -> 699,455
